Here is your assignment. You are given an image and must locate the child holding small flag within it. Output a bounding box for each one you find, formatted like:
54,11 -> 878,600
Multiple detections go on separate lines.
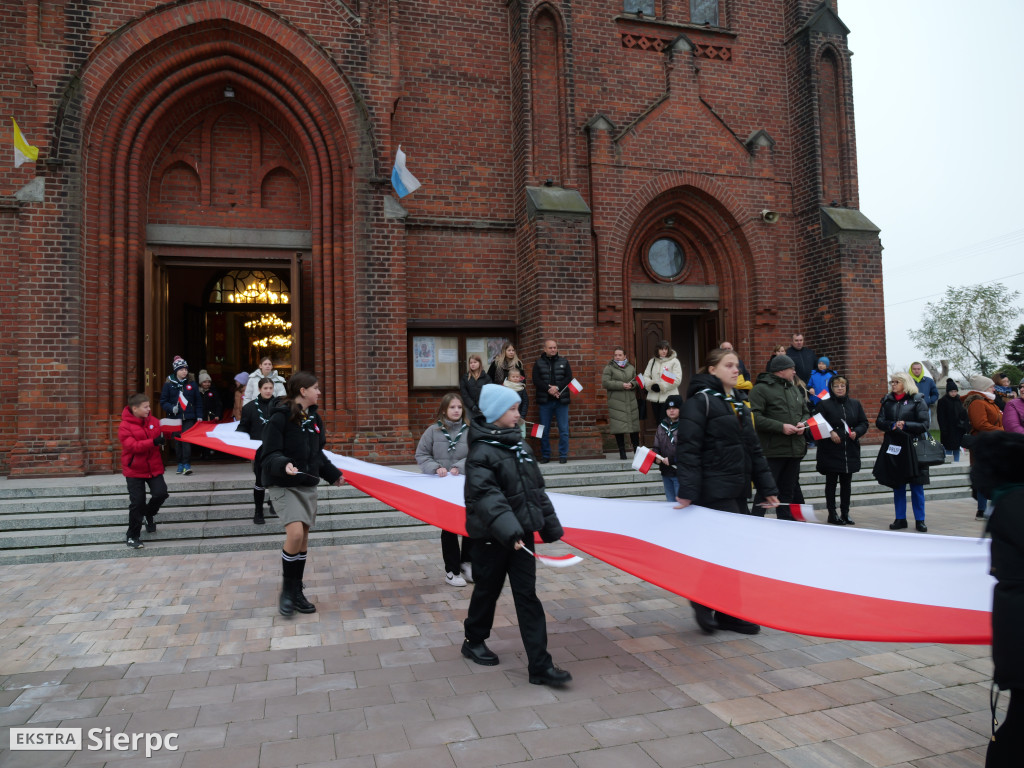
118,393 -> 169,549
461,384 -> 572,687
813,376 -> 868,525
674,348 -> 779,635
159,356 -> 201,475
653,395 -> 684,502
808,356 -> 835,406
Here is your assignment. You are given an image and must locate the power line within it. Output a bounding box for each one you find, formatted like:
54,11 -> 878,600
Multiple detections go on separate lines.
885,227 -> 1024,277
884,270 -> 1024,308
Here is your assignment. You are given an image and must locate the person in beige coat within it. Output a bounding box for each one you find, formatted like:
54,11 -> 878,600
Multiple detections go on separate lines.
643,340 -> 683,422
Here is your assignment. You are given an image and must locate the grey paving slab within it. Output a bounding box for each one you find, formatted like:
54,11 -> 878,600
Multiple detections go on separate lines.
0,496 -> 995,767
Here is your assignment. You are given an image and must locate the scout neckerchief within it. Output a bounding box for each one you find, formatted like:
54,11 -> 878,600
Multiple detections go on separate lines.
437,419 -> 468,453
300,410 -> 319,434
659,418 -> 679,444
479,437 -> 534,464
699,387 -> 754,428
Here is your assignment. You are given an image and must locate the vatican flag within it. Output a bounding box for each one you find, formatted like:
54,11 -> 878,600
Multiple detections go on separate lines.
12,118 -> 39,168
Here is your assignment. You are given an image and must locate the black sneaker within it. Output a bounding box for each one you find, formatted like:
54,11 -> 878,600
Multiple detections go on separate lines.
538,457 -> 550,464
558,457 -> 568,464
145,516 -> 157,534
126,538 -> 144,549
716,615 -> 761,635
889,519 -> 908,530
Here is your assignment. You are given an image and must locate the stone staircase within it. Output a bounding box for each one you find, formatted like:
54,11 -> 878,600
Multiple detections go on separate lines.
0,448 -> 972,565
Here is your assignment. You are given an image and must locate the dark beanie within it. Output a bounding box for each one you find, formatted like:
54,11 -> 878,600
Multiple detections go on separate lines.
945,378 -> 958,393
664,395 -> 683,410
172,355 -> 188,373
768,354 -> 795,373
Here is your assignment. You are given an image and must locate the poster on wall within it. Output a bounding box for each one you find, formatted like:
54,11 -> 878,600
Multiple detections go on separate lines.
413,337 -> 435,369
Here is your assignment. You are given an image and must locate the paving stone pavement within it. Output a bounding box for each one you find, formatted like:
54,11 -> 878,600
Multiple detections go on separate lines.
0,496 -> 997,767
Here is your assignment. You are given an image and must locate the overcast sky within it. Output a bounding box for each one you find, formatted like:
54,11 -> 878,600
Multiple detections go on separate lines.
841,0 -> 1024,375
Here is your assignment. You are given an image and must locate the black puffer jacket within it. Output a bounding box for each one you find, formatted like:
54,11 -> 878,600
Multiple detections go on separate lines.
463,419 -> 563,547
874,392 -> 930,486
532,353 -> 573,405
814,377 -> 869,475
261,403 -> 343,488
936,393 -> 968,451
460,372 -> 492,418
970,431 -> 1024,690
237,395 -> 277,441
676,374 -> 777,504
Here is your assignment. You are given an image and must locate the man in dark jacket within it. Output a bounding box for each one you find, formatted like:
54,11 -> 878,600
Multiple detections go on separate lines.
461,383 -> 572,687
531,339 -> 573,463
785,333 -> 817,386
749,355 -> 809,518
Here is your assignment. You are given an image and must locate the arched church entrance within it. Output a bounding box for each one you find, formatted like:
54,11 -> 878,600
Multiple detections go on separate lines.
75,4 -> 362,470
625,186 -> 752,435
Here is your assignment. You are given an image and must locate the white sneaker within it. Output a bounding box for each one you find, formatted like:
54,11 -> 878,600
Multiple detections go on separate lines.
460,563 -> 474,583
445,571 -> 467,587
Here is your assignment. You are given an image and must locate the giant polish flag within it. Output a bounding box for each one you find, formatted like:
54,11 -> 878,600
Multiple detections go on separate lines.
181,422 -> 994,644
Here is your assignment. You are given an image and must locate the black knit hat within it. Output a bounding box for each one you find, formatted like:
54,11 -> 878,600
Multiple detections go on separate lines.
945,378 -> 958,393
664,395 -> 683,410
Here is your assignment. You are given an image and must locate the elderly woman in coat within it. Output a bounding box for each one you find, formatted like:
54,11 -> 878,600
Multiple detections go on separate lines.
963,375 -> 1004,519
873,371 -> 931,532
602,347 -> 641,460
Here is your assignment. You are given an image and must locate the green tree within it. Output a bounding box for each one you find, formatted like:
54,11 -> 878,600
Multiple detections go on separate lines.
1008,323 -> 1024,368
908,284 -> 1022,378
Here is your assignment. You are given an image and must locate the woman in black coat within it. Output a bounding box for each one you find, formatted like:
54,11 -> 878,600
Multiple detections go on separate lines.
936,378 -> 967,462
813,376 -> 869,525
674,348 -> 779,636
872,372 -> 930,532
970,431 -> 1024,767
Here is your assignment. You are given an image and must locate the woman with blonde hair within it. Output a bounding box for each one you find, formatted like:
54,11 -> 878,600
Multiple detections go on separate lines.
460,354 -> 492,420
873,371 -> 931,532
416,392 -> 474,586
487,341 -> 524,386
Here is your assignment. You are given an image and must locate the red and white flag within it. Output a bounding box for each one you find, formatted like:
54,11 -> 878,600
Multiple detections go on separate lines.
159,417 -> 182,434
631,446 -> 658,474
520,545 -> 583,568
769,503 -> 819,523
529,422 -> 544,438
816,388 -> 830,401
660,368 -> 679,385
179,422 -> 995,644
806,412 -> 832,441
841,419 -> 855,439
634,374 -> 645,389
177,391 -> 189,410
567,378 -> 583,394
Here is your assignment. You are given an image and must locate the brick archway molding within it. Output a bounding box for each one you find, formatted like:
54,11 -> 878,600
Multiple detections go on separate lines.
610,171 -> 770,354
56,0 -> 372,473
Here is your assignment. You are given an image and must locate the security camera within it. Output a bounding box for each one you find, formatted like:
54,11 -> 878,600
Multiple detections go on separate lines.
760,210 -> 780,224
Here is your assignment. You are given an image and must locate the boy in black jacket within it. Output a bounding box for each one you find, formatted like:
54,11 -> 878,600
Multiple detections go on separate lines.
461,384 -> 572,687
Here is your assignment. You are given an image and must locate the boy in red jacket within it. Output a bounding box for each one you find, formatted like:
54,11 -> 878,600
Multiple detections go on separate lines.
118,393 -> 169,549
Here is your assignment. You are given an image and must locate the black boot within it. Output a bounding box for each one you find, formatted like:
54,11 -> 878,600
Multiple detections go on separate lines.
279,578 -> 295,617
267,500 -> 277,517
254,488 -> 266,525
840,512 -> 854,525
826,511 -> 845,525
291,581 -> 316,614
615,434 -> 627,461
145,515 -> 157,533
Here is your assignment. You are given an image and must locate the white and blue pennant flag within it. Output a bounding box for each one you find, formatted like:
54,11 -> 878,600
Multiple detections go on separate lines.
391,144 -> 422,198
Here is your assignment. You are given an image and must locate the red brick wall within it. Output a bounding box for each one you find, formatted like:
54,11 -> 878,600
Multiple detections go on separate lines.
0,0 -> 885,473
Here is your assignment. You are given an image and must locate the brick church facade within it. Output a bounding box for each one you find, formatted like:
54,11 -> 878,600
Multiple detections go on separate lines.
0,0 -> 883,476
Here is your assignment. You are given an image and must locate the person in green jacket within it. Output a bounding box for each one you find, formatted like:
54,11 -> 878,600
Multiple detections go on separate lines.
601,347 -> 641,459
749,355 -> 809,519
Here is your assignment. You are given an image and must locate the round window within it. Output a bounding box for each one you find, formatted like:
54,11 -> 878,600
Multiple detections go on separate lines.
646,238 -> 685,280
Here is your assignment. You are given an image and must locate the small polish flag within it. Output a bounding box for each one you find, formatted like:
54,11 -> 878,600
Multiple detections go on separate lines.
160,417 -> 182,434
568,378 -> 583,394
529,423 -> 545,438
631,446 -> 658,474
178,391 -> 189,410
841,419 -> 855,439
660,368 -> 679,385
806,412 -> 833,441
784,504 -> 818,522
520,545 -> 583,567
635,374 -> 645,389
816,388 -> 830,401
